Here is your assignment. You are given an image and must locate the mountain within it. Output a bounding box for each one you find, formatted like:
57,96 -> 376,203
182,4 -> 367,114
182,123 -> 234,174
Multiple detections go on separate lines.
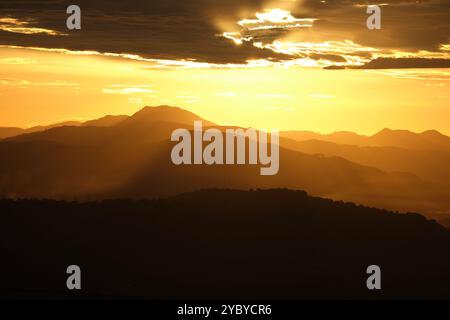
0,106 -> 449,223
370,128 -> 450,151
3,106 -> 213,146
2,189 -> 450,299
82,115 -> 128,127
119,105 -> 215,127
0,121 -> 82,140
0,127 -> 24,140
26,121 -> 82,131
281,138 -> 450,185
3,106 -> 205,147
281,128 -> 450,152
281,130 -> 368,146
0,115 -> 130,140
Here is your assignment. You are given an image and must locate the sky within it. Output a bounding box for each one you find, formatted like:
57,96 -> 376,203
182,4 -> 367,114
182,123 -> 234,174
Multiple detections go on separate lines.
0,0 -> 449,134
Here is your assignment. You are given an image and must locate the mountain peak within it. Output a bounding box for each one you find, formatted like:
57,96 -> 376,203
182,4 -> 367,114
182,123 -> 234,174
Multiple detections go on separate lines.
421,129 -> 444,137
82,114 -> 128,127
373,128 -> 415,137
135,105 -> 181,114
124,105 -> 215,126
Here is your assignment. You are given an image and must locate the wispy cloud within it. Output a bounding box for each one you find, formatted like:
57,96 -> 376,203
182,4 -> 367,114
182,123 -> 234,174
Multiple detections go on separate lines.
366,70 -> 450,81
426,83 -> 447,87
0,45 -> 275,69
102,84 -> 154,95
223,9 -> 315,45
0,17 -> 65,36
0,78 -> 79,87
237,9 -> 315,31
0,57 -> 35,65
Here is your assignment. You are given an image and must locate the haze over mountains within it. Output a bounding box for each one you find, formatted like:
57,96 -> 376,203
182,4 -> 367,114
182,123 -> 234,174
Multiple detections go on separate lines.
1,106 -> 449,226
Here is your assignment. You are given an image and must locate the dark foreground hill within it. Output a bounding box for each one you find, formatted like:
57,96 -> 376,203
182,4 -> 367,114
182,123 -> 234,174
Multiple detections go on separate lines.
1,189 -> 450,299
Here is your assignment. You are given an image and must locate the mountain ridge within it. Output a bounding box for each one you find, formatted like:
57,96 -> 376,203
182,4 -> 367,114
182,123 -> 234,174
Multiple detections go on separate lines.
1,105 -> 449,226
2,106 -> 449,146
281,127 -> 450,152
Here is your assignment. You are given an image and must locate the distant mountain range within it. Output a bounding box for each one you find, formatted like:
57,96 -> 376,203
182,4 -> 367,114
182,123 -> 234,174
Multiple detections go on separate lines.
280,128 -> 450,152
0,107 -> 213,140
1,106 -> 449,226
0,121 -> 83,140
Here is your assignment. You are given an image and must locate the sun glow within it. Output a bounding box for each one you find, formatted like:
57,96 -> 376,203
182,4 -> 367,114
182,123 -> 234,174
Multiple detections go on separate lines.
238,8 -> 316,30
0,46 -> 449,136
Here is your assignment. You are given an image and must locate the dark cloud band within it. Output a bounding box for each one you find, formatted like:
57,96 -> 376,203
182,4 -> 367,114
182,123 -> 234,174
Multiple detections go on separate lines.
0,0 -> 448,67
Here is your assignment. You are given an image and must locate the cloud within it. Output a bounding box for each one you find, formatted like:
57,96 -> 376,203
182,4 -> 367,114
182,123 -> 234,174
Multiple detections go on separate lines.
353,57 -> 450,69
221,0 -> 450,68
0,44 -> 281,69
0,17 -> 65,35
365,69 -> 450,81
426,83 -> 447,87
0,0 -> 291,64
0,57 -> 35,64
255,40 -> 378,67
102,84 -> 154,95
237,9 -> 315,31
0,78 -> 78,87
0,0 -> 448,68
222,8 -> 318,54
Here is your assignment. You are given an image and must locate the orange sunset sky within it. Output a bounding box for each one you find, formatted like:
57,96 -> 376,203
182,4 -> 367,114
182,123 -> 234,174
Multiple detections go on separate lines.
0,0 -> 449,134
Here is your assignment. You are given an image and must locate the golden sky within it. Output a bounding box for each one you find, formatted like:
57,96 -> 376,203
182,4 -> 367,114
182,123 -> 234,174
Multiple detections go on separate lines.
0,45 -> 448,134
0,1 -> 449,134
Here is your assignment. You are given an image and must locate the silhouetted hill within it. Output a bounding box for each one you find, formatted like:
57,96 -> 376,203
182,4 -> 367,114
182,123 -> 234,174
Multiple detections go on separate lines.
3,107 -> 198,146
281,128 -> 450,152
0,115 -> 128,140
3,106 -> 211,146
0,121 -> 82,140
1,189 -> 449,299
0,105 -> 204,140
281,138 -> 450,185
119,105 -> 215,127
0,127 -> 24,140
82,115 -> 128,127
371,128 -> 450,151
1,124 -> 446,216
281,130 -> 368,146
